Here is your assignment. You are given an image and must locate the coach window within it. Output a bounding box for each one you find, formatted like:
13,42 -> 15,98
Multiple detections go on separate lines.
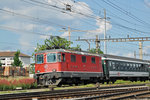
82,56 -> 86,63
123,63 -> 125,67
62,53 -> 65,62
91,57 -> 95,63
71,55 -> 76,62
127,63 -> 129,67
108,61 -> 112,67
36,54 -> 44,64
136,64 -> 139,71
112,62 -> 115,70
139,64 -> 141,71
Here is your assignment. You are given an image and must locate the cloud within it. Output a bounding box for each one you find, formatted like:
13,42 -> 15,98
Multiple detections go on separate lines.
47,0 -> 93,20
61,31 -> 69,37
123,52 -> 134,58
45,26 -> 55,32
109,51 -> 120,56
40,35 -> 50,39
143,46 -> 150,53
0,0 -> 104,54
85,17 -> 112,37
144,0 -> 150,8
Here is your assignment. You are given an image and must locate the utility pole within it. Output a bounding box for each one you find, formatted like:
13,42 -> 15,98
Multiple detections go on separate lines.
60,26 -> 71,43
59,27 -> 93,47
68,26 -> 71,43
134,51 -> 136,58
77,37 -> 91,50
95,35 -> 99,54
139,41 -> 143,59
77,35 -> 99,53
104,9 -> 107,54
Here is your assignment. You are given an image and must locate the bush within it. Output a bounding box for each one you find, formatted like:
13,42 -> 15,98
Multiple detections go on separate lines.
0,78 -> 37,91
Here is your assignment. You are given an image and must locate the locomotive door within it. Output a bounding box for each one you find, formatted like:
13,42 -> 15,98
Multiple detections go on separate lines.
61,53 -> 68,71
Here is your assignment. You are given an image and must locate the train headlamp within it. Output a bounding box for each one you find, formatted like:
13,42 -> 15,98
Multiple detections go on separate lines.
52,69 -> 56,72
37,70 -> 40,73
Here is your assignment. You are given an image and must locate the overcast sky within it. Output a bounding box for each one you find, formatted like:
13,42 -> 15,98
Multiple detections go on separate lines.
0,0 -> 150,60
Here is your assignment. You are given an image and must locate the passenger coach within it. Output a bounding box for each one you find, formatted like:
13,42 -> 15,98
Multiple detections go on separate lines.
102,54 -> 150,83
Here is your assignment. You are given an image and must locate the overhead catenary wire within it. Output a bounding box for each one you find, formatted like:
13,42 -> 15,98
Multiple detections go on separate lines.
0,8 -> 96,32
20,0 -> 150,36
21,0 -> 103,28
23,0 -> 98,20
102,0 -> 150,27
0,0 -> 149,58
0,25 -> 79,39
91,0 -> 150,34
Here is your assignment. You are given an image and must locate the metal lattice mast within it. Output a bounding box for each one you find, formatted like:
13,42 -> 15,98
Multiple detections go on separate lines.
77,36 -> 150,59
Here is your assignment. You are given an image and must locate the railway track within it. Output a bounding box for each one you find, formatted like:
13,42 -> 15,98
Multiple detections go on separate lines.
0,84 -> 149,100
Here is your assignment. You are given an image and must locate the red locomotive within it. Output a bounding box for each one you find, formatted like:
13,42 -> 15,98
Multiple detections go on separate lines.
35,49 -> 104,86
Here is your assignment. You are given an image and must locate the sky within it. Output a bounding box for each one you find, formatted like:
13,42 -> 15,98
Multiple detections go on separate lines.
0,0 -> 150,61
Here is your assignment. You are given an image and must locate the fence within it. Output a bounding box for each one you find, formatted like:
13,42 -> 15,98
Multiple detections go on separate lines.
0,66 -> 29,77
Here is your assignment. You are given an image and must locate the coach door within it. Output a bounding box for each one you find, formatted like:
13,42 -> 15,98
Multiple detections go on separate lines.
102,60 -> 109,79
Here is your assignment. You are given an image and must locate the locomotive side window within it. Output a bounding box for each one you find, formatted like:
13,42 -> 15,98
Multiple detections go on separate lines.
47,53 -> 56,63
36,54 -> 44,64
82,56 -> 86,63
71,55 -> 76,62
91,57 -> 95,63
62,53 -> 65,62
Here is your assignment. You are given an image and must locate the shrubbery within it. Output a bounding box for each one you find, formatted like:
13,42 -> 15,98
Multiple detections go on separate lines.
0,78 -> 37,91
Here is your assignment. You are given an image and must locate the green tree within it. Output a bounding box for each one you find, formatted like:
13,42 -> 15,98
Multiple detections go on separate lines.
70,44 -> 81,51
88,48 -> 103,54
12,50 -> 23,67
29,64 -> 35,74
44,36 -> 72,50
34,36 -> 81,53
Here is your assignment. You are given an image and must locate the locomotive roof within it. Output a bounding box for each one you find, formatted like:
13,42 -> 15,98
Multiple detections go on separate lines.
36,49 -> 100,56
36,49 -> 150,64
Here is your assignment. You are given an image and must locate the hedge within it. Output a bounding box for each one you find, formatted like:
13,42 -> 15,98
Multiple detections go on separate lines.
0,78 -> 37,91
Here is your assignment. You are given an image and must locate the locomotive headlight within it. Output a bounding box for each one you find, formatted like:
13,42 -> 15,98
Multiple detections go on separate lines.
37,70 -> 40,73
52,69 -> 56,72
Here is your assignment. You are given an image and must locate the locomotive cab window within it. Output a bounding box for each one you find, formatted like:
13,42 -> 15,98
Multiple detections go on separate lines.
91,57 -> 95,63
57,53 -> 61,62
82,56 -> 86,63
36,54 -> 44,64
71,55 -> 76,62
47,53 -> 56,63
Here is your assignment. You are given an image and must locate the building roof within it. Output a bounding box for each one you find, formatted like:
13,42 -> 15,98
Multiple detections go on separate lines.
0,51 -> 30,57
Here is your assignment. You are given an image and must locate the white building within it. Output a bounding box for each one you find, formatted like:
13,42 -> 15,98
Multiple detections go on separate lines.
0,51 -> 30,67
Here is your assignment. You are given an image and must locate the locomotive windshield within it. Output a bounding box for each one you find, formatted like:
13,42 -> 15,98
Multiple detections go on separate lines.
36,54 -> 44,64
47,53 -> 61,63
47,53 -> 56,63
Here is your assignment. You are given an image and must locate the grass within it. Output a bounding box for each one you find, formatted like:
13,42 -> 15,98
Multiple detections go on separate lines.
0,79 -> 150,94
55,84 -> 95,90
114,80 -> 150,85
56,80 -> 150,90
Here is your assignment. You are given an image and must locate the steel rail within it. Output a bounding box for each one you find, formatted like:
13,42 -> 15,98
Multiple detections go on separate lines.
0,84 -> 147,100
